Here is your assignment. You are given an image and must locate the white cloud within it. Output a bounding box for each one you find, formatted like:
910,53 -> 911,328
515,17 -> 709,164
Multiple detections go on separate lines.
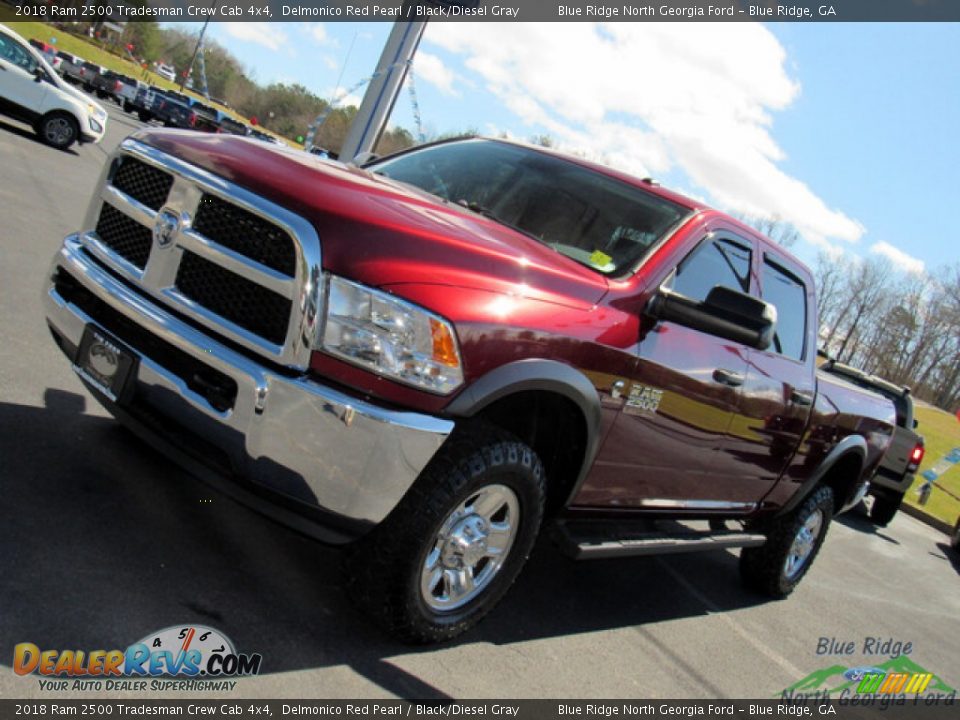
414,52 -> 459,96
222,22 -> 287,52
302,23 -> 337,47
425,22 -> 864,248
870,241 -> 925,275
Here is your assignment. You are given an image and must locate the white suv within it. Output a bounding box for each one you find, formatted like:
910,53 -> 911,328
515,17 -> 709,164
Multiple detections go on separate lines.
155,63 -> 176,82
0,24 -> 108,150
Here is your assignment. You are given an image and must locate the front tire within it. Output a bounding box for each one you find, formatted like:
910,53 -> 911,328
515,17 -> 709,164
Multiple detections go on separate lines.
740,486 -> 833,598
870,491 -> 903,527
37,112 -> 79,150
345,423 -> 545,644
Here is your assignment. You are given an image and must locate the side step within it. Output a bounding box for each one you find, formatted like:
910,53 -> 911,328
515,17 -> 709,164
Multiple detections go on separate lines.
553,520 -> 767,560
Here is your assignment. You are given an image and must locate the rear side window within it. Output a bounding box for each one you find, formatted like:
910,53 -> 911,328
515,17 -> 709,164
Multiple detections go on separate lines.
762,259 -> 807,360
671,237 -> 752,302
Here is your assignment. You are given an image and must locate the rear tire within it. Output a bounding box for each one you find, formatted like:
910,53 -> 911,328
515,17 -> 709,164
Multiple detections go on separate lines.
137,110 -> 152,123
123,101 -> 133,113
37,112 -> 79,150
870,491 -> 903,527
740,486 -> 833,598
344,423 -> 545,644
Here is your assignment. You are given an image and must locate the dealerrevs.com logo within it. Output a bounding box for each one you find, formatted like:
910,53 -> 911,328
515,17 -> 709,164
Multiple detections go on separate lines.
13,625 -> 262,692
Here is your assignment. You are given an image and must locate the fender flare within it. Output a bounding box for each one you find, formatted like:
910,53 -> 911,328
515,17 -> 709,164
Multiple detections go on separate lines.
776,434 -> 867,517
444,359 -> 602,499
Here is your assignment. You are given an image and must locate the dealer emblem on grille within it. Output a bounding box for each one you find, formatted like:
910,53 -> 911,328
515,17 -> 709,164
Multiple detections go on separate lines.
153,208 -> 181,249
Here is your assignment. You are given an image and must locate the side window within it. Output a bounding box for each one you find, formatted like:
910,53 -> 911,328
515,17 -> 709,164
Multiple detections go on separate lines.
671,237 -> 752,302
762,259 -> 807,360
0,32 -> 37,72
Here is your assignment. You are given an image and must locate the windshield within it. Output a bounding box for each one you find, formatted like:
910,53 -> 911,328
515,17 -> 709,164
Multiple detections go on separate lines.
369,139 -> 689,276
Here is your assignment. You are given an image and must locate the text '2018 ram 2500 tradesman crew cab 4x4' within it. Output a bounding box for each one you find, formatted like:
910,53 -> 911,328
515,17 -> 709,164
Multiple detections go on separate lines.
44,133 -> 896,642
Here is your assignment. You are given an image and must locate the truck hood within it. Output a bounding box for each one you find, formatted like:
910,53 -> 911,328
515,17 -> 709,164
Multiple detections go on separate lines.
136,131 -> 609,310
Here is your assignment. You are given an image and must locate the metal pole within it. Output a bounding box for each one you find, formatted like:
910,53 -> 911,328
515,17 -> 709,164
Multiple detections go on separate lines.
179,4 -> 214,93
338,4 -> 427,163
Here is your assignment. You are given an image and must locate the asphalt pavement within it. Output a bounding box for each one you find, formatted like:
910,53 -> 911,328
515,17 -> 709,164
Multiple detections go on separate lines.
1,97 -> 958,700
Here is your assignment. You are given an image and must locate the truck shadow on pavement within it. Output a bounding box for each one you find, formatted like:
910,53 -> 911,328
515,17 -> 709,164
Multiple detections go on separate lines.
1,390 -> 769,699
834,505 -> 901,544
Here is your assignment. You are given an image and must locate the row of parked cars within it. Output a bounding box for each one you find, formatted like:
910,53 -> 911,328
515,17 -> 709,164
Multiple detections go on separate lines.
25,35 -> 283,144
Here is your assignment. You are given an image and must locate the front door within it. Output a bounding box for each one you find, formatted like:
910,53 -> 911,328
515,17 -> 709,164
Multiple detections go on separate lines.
577,233 -> 761,509
0,30 -> 48,118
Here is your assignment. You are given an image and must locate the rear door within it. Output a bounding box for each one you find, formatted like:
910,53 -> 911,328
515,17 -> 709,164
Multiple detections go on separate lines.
734,251 -> 817,489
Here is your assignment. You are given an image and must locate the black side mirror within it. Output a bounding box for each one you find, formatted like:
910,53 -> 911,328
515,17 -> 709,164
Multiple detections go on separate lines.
33,67 -> 45,82
647,285 -> 777,350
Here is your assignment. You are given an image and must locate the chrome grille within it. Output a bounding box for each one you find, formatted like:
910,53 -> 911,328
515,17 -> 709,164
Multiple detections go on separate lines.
111,156 -> 174,211
95,204 -> 152,269
79,138 -> 323,369
176,252 -> 291,345
193,194 -> 297,276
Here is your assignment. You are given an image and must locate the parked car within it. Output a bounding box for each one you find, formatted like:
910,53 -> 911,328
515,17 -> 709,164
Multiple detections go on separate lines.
59,52 -> 87,85
216,115 -> 247,136
91,70 -> 135,104
819,357 -> 925,525
54,51 -> 80,78
248,127 -> 283,144
0,23 -> 107,149
155,63 -> 176,82
44,134 -> 896,643
78,61 -> 105,92
128,84 -> 162,122
116,77 -> 145,113
149,91 -> 218,132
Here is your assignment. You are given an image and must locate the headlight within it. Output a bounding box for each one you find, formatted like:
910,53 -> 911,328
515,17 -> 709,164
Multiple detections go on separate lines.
320,275 -> 463,394
88,117 -> 103,133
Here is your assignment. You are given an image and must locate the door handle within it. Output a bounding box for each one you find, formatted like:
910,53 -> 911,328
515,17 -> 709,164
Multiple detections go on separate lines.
790,390 -> 814,406
712,368 -> 744,387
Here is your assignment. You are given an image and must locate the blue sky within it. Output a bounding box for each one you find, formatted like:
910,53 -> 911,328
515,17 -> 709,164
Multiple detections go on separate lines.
177,21 -> 958,276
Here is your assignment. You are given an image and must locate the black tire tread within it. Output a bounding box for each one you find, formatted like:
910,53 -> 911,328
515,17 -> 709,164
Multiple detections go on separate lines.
740,485 -> 833,598
344,421 -> 545,644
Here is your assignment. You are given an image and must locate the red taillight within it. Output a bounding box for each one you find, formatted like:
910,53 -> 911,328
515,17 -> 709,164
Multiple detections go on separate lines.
188,112 -> 197,127
114,81 -> 121,92
910,443 -> 925,465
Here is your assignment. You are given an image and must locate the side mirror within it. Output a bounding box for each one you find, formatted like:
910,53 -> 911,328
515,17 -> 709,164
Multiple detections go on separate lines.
33,67 -> 45,83
647,285 -> 777,351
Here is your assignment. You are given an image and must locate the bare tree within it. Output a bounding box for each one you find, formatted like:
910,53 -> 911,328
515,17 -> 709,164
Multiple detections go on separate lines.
735,214 -> 801,248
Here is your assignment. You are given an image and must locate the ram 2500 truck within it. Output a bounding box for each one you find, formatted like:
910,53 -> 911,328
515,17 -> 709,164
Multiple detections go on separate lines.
44,133 -> 895,643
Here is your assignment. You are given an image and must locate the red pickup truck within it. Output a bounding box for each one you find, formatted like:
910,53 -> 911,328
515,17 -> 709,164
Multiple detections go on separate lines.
44,133 -> 895,643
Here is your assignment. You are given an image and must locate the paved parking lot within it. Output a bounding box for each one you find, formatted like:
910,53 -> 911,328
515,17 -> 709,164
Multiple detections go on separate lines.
1,97 -> 959,700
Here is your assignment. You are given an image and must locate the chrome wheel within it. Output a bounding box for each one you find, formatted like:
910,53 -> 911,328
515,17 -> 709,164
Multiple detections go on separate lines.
420,483 -> 520,612
784,508 -> 823,579
44,117 -> 75,147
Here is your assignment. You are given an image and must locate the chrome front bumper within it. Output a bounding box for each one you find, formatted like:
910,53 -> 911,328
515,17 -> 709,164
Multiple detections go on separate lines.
45,234 -> 454,536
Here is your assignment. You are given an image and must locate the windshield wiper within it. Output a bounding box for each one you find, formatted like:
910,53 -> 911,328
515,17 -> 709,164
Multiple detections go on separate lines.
454,200 -> 542,244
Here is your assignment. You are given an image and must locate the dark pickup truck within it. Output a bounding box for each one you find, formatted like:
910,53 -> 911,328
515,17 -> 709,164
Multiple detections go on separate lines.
819,359 -> 924,525
131,88 -> 218,131
44,134 -> 896,643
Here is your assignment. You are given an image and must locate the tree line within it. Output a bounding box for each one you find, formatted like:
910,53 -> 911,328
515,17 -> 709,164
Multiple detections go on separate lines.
814,254 -> 960,411
83,20 -> 415,155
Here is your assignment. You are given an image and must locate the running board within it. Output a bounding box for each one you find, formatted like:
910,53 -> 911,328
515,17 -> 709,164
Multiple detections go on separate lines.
553,521 -> 767,560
